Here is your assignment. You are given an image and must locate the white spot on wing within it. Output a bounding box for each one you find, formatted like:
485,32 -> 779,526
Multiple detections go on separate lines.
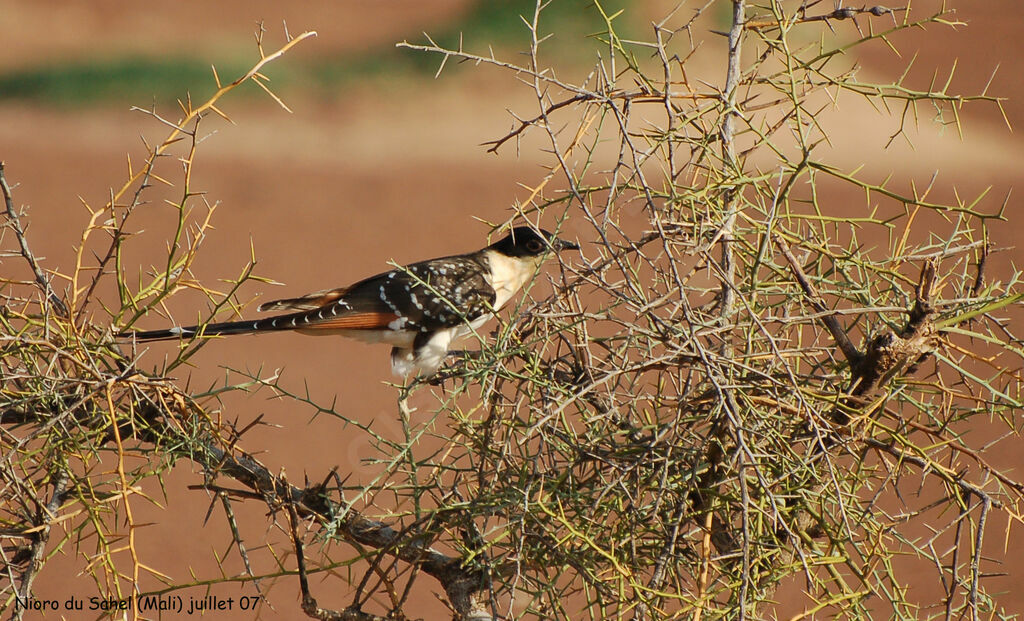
380,284 -> 398,312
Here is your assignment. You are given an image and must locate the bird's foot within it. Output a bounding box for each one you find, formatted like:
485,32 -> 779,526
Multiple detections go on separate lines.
426,350 -> 482,386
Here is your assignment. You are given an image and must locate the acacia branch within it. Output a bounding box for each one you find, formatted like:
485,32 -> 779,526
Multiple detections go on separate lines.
194,440 -> 489,620
0,163 -> 68,316
744,5 -> 904,31
775,233 -> 862,364
285,501 -> 387,621
10,470 -> 70,621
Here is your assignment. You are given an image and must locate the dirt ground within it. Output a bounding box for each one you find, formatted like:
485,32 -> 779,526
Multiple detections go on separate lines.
2,1 -> 1022,619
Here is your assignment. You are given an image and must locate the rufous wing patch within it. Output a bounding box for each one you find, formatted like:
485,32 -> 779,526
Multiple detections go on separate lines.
298,311 -> 401,330
258,287 -> 350,312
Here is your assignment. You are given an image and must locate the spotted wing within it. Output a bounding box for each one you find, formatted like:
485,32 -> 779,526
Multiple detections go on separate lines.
287,255 -> 496,333
120,256 -> 496,341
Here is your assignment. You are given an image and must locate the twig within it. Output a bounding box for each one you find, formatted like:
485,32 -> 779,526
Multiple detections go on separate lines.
775,234 -> 862,365
482,89 -> 718,154
12,470 -> 70,621
866,434 -> 996,620
745,5 -> 904,31
968,497 -> 989,621
195,442 -> 492,620
285,498 -> 386,621
0,163 -> 68,316
484,93 -> 590,154
970,239 -> 988,298
219,494 -> 263,597
716,0 -> 745,335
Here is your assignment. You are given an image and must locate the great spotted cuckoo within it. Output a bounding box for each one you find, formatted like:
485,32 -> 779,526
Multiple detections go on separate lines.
119,227 -> 578,376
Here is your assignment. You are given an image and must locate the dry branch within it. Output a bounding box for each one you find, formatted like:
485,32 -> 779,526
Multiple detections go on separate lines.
0,163 -> 68,316
3,3 -> 1021,621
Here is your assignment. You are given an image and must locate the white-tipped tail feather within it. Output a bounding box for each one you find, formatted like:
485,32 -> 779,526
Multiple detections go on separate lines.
117,227 -> 578,377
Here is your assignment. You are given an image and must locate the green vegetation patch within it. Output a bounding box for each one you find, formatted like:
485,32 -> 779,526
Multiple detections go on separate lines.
0,56 -> 258,107
0,0 -> 633,106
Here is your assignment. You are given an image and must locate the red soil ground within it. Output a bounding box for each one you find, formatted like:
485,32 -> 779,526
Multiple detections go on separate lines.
2,1 -> 1021,619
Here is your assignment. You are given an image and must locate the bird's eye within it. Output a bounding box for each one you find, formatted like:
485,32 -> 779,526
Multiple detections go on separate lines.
526,239 -> 544,253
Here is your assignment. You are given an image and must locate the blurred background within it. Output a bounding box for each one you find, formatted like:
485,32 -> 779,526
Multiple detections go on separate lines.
1,1 -> 1020,618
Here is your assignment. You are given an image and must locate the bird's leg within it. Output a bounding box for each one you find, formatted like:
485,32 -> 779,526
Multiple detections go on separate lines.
446,349 -> 482,364
427,366 -> 461,387
425,350 -> 481,386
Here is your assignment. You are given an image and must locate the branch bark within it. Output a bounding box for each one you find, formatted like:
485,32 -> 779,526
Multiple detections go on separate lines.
11,470 -> 70,621
193,435 -> 491,620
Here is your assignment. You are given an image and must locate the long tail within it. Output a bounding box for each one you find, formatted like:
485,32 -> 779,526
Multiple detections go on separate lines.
118,312 -> 309,342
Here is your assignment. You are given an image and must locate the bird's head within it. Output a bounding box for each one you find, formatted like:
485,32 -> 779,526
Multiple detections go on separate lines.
489,226 -> 579,262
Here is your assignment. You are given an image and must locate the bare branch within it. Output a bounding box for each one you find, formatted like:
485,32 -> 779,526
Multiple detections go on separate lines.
0,163 -> 68,316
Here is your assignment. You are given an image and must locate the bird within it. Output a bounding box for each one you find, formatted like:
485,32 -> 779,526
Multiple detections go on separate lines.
118,227 -> 579,377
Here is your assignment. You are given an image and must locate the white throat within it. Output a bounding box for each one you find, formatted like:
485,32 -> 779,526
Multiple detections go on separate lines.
482,249 -> 540,311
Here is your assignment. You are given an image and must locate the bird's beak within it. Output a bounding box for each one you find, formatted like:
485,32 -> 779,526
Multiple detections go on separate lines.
553,237 -> 580,252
